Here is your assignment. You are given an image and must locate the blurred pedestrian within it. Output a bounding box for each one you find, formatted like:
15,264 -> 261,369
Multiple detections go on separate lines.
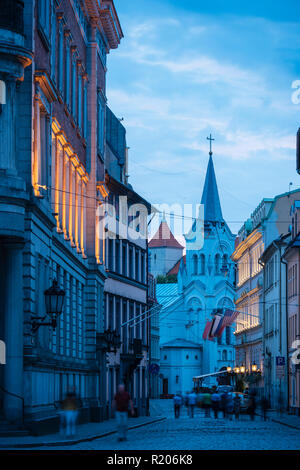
233,393 -> 241,420
112,384 -> 134,442
211,390 -> 221,419
247,393 -> 256,421
202,390 -> 212,418
220,392 -> 228,418
60,387 -> 79,438
183,391 -> 189,416
173,392 -> 182,419
261,396 -> 270,421
226,393 -> 234,421
188,390 -> 197,418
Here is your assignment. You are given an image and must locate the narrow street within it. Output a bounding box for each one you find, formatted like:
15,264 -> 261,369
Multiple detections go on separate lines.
40,401 -> 300,451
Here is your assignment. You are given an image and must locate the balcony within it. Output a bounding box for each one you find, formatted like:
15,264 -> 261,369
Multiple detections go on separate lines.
0,0 -> 24,35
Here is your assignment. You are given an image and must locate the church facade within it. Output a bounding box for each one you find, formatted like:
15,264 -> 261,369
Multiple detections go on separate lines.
155,152 -> 236,394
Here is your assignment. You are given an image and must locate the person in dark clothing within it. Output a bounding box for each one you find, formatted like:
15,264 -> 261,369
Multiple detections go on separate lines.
220,392 -> 228,418
233,393 -> 241,420
173,393 -> 182,418
60,387 -> 79,437
261,396 -> 270,421
112,384 -> 134,441
211,391 -> 221,419
247,394 -> 256,421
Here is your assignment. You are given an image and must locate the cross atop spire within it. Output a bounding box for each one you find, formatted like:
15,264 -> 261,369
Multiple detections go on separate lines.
201,135 -> 223,223
207,133 -> 215,156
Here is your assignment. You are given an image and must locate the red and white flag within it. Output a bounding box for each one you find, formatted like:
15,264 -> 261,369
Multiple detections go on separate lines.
202,321 -> 212,340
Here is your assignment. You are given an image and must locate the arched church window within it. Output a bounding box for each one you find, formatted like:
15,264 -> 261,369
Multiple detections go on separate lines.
193,254 -> 198,275
222,350 -> 227,361
200,254 -> 205,275
215,254 -> 221,274
221,254 -> 229,276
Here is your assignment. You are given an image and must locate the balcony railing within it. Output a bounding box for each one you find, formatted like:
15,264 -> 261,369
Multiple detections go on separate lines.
0,0 -> 24,35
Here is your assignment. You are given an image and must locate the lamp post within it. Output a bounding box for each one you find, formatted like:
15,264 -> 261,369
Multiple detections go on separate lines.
31,279 -> 65,333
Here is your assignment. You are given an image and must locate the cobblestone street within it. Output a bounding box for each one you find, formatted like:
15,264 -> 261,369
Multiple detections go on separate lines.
39,401 -> 300,451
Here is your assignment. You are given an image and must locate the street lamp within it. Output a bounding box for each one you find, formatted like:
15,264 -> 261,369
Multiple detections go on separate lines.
234,366 -> 240,374
251,362 -> 258,373
31,279 -> 65,332
240,364 -> 246,374
227,366 -> 232,373
98,328 -> 122,353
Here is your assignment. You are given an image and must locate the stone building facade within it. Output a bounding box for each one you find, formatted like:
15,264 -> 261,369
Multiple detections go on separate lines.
0,0 -> 150,429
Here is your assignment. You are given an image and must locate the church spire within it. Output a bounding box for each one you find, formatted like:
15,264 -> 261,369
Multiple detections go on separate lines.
201,135 -> 224,222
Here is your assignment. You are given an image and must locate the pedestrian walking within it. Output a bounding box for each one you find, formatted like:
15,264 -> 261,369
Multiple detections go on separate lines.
183,391 -> 189,416
60,387 -> 79,438
188,390 -> 197,418
173,392 -> 182,419
233,393 -> 241,420
247,393 -> 256,421
278,392 -> 283,416
261,396 -> 270,421
220,392 -> 228,418
226,393 -> 234,421
202,390 -> 212,418
211,391 -> 221,419
112,384 -> 134,442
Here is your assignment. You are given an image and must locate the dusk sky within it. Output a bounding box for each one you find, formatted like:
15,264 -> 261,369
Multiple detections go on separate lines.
107,0 -> 300,238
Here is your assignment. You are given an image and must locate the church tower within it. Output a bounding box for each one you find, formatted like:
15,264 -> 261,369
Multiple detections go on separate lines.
158,138 -> 236,393
149,216 -> 184,279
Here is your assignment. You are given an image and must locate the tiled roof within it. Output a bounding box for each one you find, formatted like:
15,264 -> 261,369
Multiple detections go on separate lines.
167,255 -> 186,276
149,221 -> 184,249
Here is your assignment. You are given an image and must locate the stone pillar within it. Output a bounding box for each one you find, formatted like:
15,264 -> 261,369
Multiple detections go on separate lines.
3,242 -> 24,422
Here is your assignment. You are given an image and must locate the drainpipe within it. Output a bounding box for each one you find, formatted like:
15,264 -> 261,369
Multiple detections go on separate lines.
258,257 -> 266,396
281,254 -> 289,412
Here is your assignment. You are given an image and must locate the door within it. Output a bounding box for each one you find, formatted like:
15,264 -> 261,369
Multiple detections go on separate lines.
163,378 -> 168,395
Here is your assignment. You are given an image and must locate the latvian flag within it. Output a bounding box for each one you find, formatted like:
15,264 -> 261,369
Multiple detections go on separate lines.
202,321 -> 212,340
214,309 -> 240,337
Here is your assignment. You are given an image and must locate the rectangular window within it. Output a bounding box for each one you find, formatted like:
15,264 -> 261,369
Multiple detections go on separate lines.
50,4 -> 56,81
38,0 -> 50,40
77,72 -> 82,131
72,55 -> 77,120
97,95 -> 105,156
122,242 -> 127,276
58,21 -> 64,94
135,249 -> 139,282
65,39 -> 70,107
83,80 -> 88,139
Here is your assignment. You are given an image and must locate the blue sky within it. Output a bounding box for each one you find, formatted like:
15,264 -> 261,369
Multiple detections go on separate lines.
107,0 -> 300,237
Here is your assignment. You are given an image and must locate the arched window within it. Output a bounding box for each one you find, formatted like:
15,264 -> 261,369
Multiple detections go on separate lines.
222,254 -> 229,275
215,254 -> 221,274
193,254 -> 198,275
200,254 -> 205,275
222,350 -> 227,361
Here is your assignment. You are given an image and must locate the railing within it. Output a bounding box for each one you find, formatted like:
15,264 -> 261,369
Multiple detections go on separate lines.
0,0 -> 24,35
0,384 -> 24,424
